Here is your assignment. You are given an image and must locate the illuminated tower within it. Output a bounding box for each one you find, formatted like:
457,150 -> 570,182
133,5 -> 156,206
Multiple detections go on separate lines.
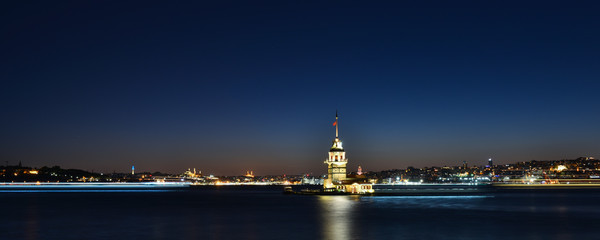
324,111 -> 347,189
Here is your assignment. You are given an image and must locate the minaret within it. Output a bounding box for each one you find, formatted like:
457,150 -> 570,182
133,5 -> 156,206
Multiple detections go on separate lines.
324,111 -> 348,189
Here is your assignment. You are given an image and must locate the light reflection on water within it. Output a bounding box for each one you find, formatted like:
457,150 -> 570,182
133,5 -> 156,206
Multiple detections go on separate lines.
318,196 -> 358,240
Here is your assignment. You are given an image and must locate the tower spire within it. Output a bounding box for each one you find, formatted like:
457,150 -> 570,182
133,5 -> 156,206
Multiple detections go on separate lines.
335,110 -> 338,138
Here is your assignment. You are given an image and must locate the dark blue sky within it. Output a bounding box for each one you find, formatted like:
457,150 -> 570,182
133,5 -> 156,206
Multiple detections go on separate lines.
2,1 -> 599,175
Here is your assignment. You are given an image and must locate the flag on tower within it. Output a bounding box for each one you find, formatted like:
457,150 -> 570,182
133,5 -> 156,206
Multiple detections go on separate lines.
334,110 -> 338,126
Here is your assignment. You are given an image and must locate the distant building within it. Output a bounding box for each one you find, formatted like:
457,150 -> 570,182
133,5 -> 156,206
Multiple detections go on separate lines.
184,168 -> 202,179
323,112 -> 373,194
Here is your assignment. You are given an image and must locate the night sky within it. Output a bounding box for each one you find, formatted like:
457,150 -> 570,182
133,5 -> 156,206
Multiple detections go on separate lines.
2,1 -> 599,175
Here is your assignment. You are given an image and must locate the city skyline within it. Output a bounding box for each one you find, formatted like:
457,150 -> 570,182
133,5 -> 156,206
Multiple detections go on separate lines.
2,1 -> 600,175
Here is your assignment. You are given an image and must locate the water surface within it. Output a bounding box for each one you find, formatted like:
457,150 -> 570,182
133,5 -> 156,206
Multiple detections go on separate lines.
1,186 -> 599,240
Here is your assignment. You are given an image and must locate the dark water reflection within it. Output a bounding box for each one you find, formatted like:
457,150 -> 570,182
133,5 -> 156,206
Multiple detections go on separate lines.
1,187 -> 600,240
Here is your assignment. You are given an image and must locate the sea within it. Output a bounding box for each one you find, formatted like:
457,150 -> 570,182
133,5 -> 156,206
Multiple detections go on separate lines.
2,185 -> 600,240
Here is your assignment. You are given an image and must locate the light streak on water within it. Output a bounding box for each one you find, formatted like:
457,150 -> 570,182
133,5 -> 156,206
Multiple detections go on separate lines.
0,182 -> 189,192
360,195 -> 493,210
0,190 -> 176,193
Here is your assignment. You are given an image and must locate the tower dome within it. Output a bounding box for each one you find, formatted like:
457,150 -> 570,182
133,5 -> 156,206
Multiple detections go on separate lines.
330,137 -> 344,152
